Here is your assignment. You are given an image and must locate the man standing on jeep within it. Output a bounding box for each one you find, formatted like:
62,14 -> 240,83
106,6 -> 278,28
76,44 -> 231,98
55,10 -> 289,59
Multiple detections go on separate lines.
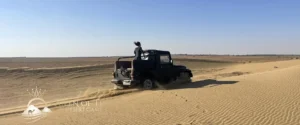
133,41 -> 144,60
131,41 -> 144,78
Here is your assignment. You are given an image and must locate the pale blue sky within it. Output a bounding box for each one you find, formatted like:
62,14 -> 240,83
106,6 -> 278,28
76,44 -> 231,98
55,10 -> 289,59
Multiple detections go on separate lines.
0,0 -> 299,57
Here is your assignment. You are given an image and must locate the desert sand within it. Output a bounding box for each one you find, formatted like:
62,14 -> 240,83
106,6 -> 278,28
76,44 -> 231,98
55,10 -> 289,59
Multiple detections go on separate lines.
0,57 -> 300,125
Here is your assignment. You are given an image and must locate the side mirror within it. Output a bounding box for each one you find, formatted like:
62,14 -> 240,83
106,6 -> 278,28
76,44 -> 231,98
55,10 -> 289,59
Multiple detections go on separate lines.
170,60 -> 173,63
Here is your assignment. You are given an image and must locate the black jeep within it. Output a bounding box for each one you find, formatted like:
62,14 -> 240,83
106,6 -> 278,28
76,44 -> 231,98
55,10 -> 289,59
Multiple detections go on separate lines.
111,49 -> 193,89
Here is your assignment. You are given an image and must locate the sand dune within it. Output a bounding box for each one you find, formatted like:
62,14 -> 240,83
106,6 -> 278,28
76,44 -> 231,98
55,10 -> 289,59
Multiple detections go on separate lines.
0,57 -> 234,110
0,60 -> 300,125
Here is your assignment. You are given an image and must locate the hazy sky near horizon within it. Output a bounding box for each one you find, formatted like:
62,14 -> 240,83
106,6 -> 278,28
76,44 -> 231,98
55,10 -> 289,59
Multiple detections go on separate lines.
1,0 -> 300,57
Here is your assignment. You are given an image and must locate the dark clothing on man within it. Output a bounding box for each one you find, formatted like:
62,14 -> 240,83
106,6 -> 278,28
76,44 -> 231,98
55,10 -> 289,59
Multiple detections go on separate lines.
134,46 -> 143,60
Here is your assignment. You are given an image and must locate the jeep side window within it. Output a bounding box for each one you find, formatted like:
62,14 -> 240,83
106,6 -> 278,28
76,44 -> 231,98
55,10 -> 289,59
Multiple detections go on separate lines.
160,55 -> 170,64
141,52 -> 150,60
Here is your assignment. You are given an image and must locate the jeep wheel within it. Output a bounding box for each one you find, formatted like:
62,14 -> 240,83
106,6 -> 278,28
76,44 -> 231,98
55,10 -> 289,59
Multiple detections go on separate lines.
180,72 -> 190,79
177,72 -> 191,83
143,79 -> 154,89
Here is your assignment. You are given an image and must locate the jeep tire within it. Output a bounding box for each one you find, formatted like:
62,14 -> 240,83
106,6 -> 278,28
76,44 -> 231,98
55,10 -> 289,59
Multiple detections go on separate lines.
142,79 -> 154,90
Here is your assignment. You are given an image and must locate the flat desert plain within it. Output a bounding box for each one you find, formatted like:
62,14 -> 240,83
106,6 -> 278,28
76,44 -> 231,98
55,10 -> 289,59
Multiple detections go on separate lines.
0,55 -> 300,125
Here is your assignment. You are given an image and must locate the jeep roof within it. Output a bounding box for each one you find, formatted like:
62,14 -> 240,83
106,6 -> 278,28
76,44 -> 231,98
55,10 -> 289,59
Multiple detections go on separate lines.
143,49 -> 170,55
117,49 -> 171,61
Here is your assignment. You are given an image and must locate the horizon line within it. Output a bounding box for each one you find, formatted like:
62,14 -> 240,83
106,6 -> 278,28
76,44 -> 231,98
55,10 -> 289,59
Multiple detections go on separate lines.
0,54 -> 299,58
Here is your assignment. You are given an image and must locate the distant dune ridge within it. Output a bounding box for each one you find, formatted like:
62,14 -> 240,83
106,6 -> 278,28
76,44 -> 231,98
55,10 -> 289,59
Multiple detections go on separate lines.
0,63 -> 114,74
0,55 -> 298,68
0,56 -> 300,125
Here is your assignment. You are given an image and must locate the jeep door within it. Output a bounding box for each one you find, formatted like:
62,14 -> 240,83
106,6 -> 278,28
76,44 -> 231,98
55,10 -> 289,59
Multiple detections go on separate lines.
157,54 -> 174,82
